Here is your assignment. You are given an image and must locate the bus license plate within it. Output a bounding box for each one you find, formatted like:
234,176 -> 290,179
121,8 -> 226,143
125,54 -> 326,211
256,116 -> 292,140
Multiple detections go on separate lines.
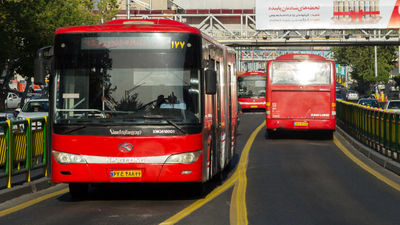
110,170 -> 142,178
294,122 -> 308,127
250,105 -> 258,108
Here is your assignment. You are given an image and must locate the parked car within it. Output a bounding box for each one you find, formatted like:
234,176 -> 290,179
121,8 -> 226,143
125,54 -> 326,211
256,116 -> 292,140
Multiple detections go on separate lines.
336,92 -> 345,100
346,90 -> 359,101
23,93 -> 45,104
5,92 -> 21,109
384,100 -> 400,112
0,112 -> 15,121
16,99 -> 49,120
357,98 -> 380,108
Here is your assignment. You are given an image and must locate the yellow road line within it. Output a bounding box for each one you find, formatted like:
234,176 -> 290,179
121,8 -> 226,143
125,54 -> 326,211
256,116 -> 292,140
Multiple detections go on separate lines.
161,121 -> 265,225
333,136 -> 400,192
230,121 -> 265,225
0,188 -> 69,217
159,172 -> 239,225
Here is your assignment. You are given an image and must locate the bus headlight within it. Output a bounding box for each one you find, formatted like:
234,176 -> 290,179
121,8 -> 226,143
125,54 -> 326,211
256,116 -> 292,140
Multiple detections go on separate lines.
53,150 -> 87,164
165,151 -> 202,164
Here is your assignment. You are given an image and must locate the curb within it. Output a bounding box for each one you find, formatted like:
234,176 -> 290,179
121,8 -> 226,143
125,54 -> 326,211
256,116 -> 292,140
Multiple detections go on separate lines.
335,126 -> 400,176
0,177 -> 56,204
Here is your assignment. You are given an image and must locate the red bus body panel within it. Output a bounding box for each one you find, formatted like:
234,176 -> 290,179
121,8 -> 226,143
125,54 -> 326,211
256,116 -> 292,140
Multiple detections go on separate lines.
52,134 -> 203,183
238,97 -> 266,109
266,54 -> 336,131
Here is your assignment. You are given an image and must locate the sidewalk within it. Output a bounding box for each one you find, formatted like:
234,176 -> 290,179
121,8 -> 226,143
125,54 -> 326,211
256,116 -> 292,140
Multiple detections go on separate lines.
0,176 -> 55,204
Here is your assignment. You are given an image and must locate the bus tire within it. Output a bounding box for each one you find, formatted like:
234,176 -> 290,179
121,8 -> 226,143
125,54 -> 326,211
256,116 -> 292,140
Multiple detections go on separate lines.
69,183 -> 88,199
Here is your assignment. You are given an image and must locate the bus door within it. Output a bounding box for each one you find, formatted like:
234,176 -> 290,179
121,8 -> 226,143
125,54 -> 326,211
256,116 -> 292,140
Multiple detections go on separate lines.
208,58 -> 219,177
215,60 -> 226,172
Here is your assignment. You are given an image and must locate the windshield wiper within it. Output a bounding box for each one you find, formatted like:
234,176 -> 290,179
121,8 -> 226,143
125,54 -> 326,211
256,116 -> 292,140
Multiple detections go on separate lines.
63,125 -> 87,134
143,115 -> 187,134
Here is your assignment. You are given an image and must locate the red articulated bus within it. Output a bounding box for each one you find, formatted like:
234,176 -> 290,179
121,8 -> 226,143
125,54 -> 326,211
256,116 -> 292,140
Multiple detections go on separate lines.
265,54 -> 336,137
35,19 -> 238,196
237,71 -> 267,111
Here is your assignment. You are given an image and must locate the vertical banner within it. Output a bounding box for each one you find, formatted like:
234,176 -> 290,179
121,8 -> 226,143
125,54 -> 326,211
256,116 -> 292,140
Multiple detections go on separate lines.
256,0 -> 400,29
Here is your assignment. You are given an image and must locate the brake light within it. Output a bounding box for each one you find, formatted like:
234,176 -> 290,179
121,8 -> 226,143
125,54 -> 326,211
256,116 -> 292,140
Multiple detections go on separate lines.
332,102 -> 336,118
266,102 -> 271,118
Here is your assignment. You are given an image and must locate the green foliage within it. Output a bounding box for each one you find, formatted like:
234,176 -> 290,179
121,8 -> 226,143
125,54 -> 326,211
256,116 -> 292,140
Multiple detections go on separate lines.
393,75 -> 400,87
332,46 -> 398,94
0,0 -> 119,78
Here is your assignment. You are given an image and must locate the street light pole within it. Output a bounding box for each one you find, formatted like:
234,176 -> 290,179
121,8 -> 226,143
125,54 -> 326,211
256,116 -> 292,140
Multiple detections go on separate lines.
375,45 -> 378,95
126,0 -> 130,19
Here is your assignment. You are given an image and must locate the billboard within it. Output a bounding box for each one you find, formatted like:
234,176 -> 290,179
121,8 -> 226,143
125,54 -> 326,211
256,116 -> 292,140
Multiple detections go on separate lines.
256,0 -> 400,30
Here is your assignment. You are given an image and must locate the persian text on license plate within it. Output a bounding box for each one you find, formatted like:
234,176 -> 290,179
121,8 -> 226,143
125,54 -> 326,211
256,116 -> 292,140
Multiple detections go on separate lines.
110,170 -> 142,178
294,122 -> 309,127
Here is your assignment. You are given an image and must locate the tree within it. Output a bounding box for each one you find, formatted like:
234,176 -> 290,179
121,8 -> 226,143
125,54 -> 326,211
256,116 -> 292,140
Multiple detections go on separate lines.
331,46 -> 398,95
0,0 -> 119,109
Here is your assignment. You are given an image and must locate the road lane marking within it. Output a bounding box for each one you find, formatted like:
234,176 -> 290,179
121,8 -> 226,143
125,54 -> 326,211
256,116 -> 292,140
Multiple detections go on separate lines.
159,172 -> 239,225
0,188 -> 69,217
230,121 -> 264,225
334,136 -> 400,192
161,121 -> 265,225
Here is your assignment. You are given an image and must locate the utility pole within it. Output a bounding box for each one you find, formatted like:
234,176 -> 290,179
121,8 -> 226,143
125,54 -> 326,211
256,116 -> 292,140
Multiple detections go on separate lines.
126,0 -> 130,19
375,45 -> 378,95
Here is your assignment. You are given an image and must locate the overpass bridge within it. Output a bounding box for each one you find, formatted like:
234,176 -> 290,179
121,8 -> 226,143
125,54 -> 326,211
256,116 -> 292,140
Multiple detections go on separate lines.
115,9 -> 400,47
114,9 -> 399,71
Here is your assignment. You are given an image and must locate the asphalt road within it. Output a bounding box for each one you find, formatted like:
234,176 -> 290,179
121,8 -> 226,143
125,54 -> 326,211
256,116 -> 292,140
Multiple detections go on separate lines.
1,113 -> 400,225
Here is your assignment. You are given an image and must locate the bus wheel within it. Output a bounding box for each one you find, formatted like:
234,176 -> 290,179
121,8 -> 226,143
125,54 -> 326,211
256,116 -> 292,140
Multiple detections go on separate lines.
69,183 -> 88,199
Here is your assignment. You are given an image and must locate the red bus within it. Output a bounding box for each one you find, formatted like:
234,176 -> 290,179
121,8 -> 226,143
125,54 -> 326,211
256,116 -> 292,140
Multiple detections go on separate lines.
237,71 -> 267,111
34,19 -> 238,196
265,54 -> 336,137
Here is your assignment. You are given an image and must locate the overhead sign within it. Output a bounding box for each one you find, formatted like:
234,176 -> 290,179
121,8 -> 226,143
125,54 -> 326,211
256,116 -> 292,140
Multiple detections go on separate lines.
256,0 -> 400,30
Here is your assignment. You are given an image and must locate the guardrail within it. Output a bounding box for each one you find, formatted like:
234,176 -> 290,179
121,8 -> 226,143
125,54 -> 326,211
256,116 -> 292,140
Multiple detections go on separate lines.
336,100 -> 400,162
0,117 -> 48,188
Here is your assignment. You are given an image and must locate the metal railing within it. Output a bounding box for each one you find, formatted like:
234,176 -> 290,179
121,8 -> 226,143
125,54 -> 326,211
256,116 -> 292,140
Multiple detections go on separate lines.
0,117 -> 48,188
337,100 -> 400,161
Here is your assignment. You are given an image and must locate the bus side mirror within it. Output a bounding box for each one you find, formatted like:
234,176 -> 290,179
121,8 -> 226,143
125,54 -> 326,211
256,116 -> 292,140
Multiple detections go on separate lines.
205,70 -> 217,95
34,46 -> 53,85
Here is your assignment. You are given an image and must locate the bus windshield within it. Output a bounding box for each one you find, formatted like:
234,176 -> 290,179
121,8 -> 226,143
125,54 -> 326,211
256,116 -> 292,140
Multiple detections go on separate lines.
271,61 -> 331,85
238,76 -> 266,98
53,33 -> 202,125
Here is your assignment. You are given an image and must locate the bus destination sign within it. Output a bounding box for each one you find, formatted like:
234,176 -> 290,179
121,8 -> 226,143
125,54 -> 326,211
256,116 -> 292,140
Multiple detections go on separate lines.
81,37 -> 172,50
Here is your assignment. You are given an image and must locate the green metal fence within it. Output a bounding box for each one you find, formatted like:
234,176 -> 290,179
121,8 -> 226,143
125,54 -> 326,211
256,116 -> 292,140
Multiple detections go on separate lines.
337,100 -> 400,161
0,117 -> 48,188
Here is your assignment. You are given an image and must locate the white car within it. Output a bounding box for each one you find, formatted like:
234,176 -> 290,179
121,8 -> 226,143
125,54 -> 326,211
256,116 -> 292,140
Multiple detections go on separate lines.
346,90 -> 359,101
5,92 -> 21,109
385,100 -> 400,112
0,112 -> 15,121
17,99 -> 49,120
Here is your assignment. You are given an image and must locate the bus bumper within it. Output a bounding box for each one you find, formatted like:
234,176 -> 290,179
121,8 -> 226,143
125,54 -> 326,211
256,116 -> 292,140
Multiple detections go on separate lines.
239,102 -> 266,109
51,155 -> 203,183
266,119 -> 336,130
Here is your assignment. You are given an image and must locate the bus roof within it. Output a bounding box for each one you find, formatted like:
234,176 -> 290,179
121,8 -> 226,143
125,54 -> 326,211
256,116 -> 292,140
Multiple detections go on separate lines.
55,19 -> 201,35
274,54 -> 327,61
237,71 -> 267,77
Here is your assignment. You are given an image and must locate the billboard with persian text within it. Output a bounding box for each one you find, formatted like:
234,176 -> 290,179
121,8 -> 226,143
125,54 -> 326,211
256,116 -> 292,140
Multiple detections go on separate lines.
256,0 -> 400,29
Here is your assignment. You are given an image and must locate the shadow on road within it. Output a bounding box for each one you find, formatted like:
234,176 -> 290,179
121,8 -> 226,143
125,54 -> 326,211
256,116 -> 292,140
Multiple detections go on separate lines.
265,130 -> 334,140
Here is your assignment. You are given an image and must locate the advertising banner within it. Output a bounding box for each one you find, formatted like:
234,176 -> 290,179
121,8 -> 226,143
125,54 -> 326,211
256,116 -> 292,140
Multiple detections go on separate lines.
256,0 -> 400,30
